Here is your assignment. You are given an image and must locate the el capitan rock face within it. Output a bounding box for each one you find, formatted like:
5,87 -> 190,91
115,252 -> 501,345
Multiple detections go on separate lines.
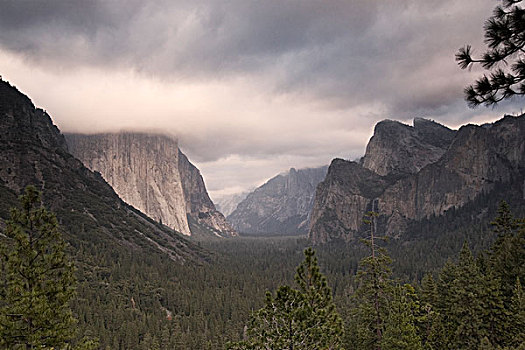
177,150 -> 237,237
65,133 -> 236,238
0,79 -> 205,262
228,166 -> 328,235
309,116 -> 525,244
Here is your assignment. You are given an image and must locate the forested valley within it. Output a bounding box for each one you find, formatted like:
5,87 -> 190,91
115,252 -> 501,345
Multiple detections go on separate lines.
1,0 -> 525,348
3,185 -> 522,349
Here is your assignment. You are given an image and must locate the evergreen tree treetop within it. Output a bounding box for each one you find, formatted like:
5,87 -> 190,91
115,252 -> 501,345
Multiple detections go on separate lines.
456,0 -> 525,107
228,248 -> 344,350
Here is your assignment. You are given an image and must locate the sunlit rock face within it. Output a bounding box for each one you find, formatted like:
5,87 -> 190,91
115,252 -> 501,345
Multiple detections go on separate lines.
309,116 -> 525,244
65,133 -> 236,237
228,166 -> 328,235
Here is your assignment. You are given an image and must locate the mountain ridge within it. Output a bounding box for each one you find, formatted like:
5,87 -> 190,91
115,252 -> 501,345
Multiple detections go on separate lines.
0,78 -> 206,262
309,115 -> 525,244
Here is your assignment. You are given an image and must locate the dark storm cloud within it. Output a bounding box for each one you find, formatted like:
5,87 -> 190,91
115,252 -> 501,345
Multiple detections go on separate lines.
1,0 -> 516,195
0,0 -> 495,118
0,1 -> 375,73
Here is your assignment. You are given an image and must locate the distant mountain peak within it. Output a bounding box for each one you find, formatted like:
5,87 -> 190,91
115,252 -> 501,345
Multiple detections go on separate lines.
228,165 -> 328,235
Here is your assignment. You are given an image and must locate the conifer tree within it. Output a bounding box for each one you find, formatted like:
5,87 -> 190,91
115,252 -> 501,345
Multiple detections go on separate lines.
228,248 -> 344,350
294,248 -> 344,349
429,205 -> 525,350
417,274 -> 445,350
507,278 -> 525,347
0,186 -> 77,349
478,337 -> 494,350
456,0 -> 525,107
480,268 -> 507,346
349,211 -> 393,350
447,243 -> 486,349
489,201 -> 524,301
381,284 -> 422,350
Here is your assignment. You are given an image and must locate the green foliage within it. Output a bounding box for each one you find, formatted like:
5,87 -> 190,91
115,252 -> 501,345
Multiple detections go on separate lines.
489,201 -> 525,300
443,244 -> 487,348
345,204 -> 525,350
456,0 -> 525,107
0,186 -> 77,349
423,203 -> 525,350
418,274 -> 446,349
508,278 -> 525,347
294,248 -> 345,348
228,248 -> 344,350
381,284 -> 422,350
348,211 -> 393,349
1,183 -> 522,349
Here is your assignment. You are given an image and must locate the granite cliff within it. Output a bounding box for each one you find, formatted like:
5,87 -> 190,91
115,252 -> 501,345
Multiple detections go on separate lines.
228,166 -> 328,235
309,116 -> 525,244
65,133 -> 236,238
361,118 -> 456,176
0,79 -> 205,261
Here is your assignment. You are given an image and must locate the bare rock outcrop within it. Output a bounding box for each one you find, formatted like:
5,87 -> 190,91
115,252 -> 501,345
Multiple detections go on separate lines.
65,133 -> 236,237
361,118 -> 455,176
0,79 -> 204,262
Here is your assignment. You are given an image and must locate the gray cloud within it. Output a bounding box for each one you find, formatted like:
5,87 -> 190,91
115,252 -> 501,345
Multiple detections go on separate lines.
0,0 -> 491,111
1,0 -> 520,195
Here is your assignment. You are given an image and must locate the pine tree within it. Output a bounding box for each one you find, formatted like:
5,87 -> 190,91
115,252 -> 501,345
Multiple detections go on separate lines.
478,337 -> 494,350
418,274 -> 445,350
456,0 -> 525,107
489,201 -> 524,302
228,248 -> 344,350
434,243 -> 491,349
480,268 -> 507,346
239,285 -> 304,349
381,284 -> 422,350
508,278 -> 525,347
0,186 -> 77,349
449,243 -> 487,349
294,248 -> 344,349
349,211 -> 393,350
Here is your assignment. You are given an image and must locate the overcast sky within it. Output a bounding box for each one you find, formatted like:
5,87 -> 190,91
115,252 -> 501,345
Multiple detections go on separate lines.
0,0 -> 522,200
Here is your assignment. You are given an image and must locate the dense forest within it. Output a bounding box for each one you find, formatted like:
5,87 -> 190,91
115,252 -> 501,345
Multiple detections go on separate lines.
1,186 -> 524,349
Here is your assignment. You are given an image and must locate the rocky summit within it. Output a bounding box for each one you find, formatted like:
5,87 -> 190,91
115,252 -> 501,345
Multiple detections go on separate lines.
309,116 -> 525,244
228,166 -> 328,235
360,118 -> 456,176
65,133 -> 237,238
